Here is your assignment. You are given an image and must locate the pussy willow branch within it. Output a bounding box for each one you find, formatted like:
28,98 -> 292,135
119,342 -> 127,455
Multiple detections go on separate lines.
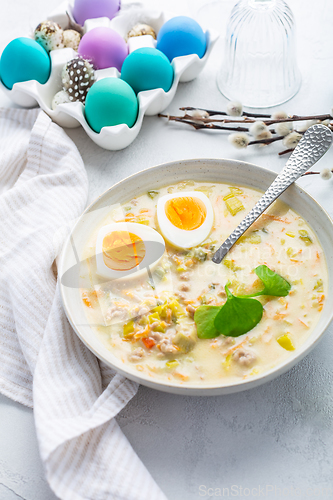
249,135 -> 285,146
158,114 -> 249,132
179,108 -> 332,126
279,148 -> 294,156
159,110 -> 333,153
300,169 -> 333,176
159,113 -> 291,146
250,130 -> 306,147
179,106 -> 271,119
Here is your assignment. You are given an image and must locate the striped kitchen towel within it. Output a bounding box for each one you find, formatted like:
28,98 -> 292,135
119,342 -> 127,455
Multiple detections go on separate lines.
0,108 -> 167,500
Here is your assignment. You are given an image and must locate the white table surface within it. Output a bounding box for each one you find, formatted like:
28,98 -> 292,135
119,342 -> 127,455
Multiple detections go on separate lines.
1,0 -> 333,499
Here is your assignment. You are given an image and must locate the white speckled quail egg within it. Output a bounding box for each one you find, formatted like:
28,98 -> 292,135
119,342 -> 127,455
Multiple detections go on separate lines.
127,23 -> 157,41
156,191 -> 214,249
34,21 -> 64,52
95,222 -> 165,280
51,90 -> 71,110
63,29 -> 82,51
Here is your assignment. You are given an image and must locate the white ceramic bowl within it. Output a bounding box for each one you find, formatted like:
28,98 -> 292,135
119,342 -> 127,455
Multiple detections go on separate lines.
59,159 -> 333,395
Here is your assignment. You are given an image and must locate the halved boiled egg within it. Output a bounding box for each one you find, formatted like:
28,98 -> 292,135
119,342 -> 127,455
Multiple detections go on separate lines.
96,222 -> 165,280
156,191 -> 214,249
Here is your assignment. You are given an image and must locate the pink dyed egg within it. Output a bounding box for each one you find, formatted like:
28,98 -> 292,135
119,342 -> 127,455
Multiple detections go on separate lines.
78,27 -> 128,71
73,0 -> 120,26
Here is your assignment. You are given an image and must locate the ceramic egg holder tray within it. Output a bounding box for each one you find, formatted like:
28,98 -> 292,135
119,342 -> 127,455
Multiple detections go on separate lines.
0,1 -> 218,150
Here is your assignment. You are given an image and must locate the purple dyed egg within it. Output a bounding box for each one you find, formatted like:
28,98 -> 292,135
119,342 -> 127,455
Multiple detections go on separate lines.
73,0 -> 120,26
78,27 -> 128,71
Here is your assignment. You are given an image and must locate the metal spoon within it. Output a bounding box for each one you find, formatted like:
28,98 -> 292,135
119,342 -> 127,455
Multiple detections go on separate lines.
212,124 -> 332,264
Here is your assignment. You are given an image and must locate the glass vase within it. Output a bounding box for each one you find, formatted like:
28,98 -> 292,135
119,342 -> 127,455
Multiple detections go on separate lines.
217,0 -> 301,108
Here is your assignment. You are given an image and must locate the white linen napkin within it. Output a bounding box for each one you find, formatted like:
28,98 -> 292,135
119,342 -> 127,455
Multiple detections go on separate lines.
0,108 -> 167,500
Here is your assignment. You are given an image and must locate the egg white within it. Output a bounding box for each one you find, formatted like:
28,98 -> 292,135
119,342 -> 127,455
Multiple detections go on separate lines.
156,191 -> 214,249
96,222 -> 165,280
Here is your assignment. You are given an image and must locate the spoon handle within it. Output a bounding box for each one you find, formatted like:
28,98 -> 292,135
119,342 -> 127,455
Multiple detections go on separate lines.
212,124 -> 332,264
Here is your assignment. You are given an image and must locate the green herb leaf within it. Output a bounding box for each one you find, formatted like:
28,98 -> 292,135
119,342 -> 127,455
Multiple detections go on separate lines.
193,266 -> 290,339
214,286 -> 263,337
249,265 -> 291,297
194,305 -> 221,339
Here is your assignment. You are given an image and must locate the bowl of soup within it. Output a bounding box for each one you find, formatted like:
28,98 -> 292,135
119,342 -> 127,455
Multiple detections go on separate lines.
59,159 -> 333,395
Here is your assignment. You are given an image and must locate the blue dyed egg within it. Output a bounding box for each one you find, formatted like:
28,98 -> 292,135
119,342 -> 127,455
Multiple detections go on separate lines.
85,78 -> 138,133
0,37 -> 51,90
121,48 -> 174,94
156,16 -> 206,62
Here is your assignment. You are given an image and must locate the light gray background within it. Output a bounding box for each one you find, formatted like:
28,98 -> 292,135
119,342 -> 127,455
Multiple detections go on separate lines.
1,0 -> 333,498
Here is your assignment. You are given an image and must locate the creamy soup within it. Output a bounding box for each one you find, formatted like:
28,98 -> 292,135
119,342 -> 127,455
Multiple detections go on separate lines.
80,180 -> 327,386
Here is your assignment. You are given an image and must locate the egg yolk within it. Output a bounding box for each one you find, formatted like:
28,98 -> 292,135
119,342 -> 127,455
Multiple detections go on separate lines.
102,231 -> 145,271
165,197 -> 207,230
